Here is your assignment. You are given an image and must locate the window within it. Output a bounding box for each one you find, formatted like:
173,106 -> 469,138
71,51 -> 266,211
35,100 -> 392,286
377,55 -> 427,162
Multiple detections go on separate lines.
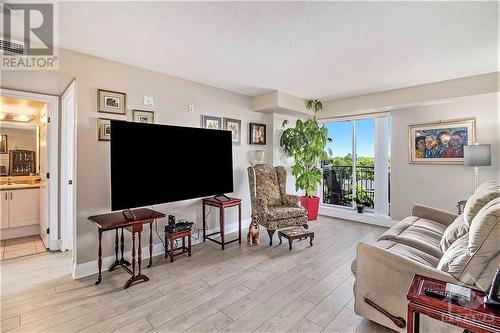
322,116 -> 390,216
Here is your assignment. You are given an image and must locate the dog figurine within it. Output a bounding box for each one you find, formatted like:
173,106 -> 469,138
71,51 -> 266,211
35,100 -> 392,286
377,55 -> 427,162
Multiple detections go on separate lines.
247,214 -> 260,246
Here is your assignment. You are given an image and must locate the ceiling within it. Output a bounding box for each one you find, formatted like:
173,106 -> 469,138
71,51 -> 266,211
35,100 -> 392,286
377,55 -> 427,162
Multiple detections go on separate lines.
53,2 -> 499,99
0,96 -> 46,116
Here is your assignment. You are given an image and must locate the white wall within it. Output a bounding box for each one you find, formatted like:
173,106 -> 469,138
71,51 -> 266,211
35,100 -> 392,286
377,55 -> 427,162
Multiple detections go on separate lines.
390,92 -> 499,220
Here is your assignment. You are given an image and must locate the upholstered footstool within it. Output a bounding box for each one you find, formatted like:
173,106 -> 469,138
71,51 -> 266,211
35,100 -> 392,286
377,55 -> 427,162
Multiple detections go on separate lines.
278,228 -> 314,251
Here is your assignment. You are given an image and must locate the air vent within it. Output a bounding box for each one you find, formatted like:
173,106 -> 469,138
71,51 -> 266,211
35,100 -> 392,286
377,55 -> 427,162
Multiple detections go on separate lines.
0,39 -> 24,55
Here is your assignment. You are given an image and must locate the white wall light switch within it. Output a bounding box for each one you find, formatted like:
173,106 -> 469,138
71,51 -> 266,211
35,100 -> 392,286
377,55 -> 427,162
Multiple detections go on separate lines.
143,96 -> 154,106
188,105 -> 194,113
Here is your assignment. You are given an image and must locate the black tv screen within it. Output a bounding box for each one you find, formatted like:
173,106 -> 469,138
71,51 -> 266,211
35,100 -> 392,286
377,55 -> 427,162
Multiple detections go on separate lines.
110,120 -> 233,211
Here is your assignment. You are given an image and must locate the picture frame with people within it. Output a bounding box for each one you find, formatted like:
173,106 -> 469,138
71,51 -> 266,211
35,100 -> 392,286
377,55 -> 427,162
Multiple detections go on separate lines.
408,118 -> 476,164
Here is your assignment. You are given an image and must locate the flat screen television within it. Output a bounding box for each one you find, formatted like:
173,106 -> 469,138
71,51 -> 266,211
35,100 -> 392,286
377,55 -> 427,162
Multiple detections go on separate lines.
110,120 -> 233,211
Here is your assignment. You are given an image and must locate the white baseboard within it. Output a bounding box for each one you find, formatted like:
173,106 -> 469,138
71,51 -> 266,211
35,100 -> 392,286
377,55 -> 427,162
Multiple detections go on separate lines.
73,220 -> 250,279
0,224 -> 39,240
319,205 -> 397,228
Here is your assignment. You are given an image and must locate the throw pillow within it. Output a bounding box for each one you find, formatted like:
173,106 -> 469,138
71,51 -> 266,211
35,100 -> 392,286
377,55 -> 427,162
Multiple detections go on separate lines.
463,181 -> 499,226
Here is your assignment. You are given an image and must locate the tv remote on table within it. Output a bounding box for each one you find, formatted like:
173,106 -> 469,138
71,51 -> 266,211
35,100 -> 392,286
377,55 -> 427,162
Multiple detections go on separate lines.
424,287 -> 465,303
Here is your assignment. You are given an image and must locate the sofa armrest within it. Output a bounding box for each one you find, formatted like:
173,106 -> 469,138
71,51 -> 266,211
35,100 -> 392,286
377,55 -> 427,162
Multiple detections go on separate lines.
354,241 -> 459,331
412,204 -> 458,226
282,193 -> 301,207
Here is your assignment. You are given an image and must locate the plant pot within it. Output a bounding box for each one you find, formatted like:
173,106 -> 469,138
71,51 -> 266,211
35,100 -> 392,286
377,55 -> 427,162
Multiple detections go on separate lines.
356,205 -> 365,214
300,196 -> 320,221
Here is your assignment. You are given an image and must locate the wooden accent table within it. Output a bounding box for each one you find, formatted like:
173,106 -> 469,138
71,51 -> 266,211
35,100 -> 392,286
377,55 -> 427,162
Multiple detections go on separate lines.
278,228 -> 314,251
202,197 -> 241,250
165,228 -> 192,262
407,274 -> 500,333
88,208 -> 165,288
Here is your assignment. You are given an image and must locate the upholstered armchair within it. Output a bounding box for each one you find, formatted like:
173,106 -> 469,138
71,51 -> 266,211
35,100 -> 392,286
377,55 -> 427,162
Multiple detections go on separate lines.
247,164 -> 308,245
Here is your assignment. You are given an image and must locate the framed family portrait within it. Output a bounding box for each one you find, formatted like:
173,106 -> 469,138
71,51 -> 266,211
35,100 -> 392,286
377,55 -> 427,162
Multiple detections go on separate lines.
0,135 -> 7,154
223,118 -> 241,144
133,110 -> 154,124
249,123 -> 266,145
201,115 -> 222,130
408,118 -> 476,164
97,118 -> 112,141
98,89 -> 126,115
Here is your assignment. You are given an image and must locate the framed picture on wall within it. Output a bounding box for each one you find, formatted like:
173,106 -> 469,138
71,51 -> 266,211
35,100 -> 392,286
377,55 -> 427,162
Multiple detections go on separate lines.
249,123 -> 266,145
0,135 -> 7,154
201,115 -> 222,130
98,89 -> 126,115
223,118 -> 241,144
133,110 -> 154,124
408,118 -> 476,164
98,118 -> 112,141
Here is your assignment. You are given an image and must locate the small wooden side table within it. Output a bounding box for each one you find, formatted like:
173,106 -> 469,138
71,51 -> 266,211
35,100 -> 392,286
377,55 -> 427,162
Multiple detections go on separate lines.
165,229 -> 192,262
407,274 -> 500,333
88,208 -> 165,288
202,197 -> 241,250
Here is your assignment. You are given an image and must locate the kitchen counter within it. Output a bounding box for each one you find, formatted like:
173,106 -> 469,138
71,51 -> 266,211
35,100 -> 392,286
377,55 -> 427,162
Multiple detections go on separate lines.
0,183 -> 43,190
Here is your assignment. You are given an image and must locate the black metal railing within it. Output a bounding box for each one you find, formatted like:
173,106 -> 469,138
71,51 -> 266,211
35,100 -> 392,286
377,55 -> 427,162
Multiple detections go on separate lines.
323,165 -> 380,208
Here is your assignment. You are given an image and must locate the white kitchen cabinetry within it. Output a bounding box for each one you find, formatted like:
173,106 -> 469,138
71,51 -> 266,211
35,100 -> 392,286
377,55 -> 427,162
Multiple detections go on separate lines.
0,188 -> 40,229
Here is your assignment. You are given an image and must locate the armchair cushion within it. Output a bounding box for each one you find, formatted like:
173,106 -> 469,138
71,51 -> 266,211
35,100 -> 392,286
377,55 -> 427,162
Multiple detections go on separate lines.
440,214 -> 468,253
267,206 -> 307,221
281,193 -> 301,207
253,166 -> 282,206
463,180 -> 499,226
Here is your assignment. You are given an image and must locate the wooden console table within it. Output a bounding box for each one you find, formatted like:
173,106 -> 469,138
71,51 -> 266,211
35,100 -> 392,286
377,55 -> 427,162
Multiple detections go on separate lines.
202,197 -> 241,250
407,274 -> 500,333
88,208 -> 165,288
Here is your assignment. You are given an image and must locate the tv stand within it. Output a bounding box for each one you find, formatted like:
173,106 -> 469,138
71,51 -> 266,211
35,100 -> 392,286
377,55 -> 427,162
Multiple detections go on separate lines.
122,208 -> 136,221
213,194 -> 231,202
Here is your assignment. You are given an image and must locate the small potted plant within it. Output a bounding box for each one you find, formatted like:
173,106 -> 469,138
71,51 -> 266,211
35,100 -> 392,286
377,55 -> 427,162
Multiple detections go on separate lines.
351,186 -> 374,214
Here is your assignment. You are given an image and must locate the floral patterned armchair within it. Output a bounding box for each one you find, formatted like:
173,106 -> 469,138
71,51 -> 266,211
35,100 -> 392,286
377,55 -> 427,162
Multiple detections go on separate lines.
247,164 -> 308,246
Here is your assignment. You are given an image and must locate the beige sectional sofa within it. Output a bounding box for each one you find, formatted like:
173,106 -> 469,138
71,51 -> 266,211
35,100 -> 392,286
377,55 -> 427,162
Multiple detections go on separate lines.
353,181 -> 500,332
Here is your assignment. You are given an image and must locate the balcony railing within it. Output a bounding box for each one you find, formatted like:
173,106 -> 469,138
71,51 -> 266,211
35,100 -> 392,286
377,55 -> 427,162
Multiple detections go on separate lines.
323,165 -> 381,208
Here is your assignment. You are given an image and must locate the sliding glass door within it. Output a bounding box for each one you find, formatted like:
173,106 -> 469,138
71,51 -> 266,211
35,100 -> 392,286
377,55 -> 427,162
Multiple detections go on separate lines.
322,116 -> 390,215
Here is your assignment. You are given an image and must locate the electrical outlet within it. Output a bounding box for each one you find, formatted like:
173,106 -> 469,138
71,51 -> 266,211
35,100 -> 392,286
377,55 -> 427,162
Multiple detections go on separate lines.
143,96 -> 154,106
188,105 -> 194,113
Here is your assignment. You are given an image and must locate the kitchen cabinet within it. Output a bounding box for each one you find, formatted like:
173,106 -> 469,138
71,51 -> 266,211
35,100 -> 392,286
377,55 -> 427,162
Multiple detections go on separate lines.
0,188 -> 40,229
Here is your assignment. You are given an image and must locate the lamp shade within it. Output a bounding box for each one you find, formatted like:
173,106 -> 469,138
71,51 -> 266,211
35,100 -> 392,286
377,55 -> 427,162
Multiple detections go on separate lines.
464,144 -> 491,166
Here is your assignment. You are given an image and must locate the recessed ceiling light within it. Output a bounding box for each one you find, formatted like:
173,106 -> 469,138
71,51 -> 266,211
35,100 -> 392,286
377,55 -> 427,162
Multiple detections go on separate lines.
0,113 -> 34,122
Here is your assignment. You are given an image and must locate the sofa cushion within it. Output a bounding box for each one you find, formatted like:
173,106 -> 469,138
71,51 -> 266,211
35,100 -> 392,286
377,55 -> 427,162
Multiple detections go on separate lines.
440,214 -> 468,253
253,166 -> 282,206
267,206 -> 307,221
378,216 -> 446,258
376,240 -> 440,267
463,180 -> 499,226
438,197 -> 500,288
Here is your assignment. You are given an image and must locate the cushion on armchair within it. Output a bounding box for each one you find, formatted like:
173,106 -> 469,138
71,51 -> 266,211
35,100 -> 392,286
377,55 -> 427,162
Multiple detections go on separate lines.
437,197 -> 500,289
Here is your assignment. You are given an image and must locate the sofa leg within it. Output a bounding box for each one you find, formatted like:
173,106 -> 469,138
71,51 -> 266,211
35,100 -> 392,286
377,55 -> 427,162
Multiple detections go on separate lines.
267,229 -> 275,246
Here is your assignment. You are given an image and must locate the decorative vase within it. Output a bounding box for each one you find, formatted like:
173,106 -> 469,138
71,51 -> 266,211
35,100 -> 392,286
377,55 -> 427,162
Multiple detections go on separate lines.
300,196 -> 320,221
356,205 -> 365,214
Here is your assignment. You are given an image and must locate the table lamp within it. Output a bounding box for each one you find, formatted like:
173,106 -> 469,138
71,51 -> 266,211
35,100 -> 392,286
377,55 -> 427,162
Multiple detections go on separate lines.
464,144 -> 491,190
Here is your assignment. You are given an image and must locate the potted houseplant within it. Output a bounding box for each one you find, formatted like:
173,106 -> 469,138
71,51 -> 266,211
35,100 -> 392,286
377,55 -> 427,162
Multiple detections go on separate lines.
351,185 -> 374,213
280,99 -> 331,220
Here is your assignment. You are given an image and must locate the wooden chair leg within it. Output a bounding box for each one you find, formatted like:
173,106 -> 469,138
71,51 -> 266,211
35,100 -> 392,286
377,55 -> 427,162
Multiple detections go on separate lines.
267,229 -> 275,246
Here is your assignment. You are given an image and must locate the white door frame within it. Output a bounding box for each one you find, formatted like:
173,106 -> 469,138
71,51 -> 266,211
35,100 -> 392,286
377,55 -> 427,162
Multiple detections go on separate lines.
0,88 -> 60,250
60,80 -> 76,253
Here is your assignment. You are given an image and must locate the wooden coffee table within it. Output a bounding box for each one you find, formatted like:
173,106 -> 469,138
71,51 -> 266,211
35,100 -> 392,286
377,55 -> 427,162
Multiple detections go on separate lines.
278,228 -> 314,251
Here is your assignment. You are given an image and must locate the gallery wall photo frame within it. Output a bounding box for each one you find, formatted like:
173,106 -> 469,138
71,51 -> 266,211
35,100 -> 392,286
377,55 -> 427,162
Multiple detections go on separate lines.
201,115 -> 222,130
249,122 -> 266,145
408,118 -> 476,164
97,118 -> 112,141
223,117 -> 241,144
0,135 -> 7,154
133,110 -> 155,124
98,89 -> 126,115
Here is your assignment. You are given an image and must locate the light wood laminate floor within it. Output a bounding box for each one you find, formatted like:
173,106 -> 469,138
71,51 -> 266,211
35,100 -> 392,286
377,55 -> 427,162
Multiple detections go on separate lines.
0,216 -> 396,333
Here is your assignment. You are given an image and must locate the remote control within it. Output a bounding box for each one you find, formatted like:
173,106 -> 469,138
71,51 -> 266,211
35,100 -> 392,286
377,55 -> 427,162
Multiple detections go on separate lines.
424,287 -> 465,303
